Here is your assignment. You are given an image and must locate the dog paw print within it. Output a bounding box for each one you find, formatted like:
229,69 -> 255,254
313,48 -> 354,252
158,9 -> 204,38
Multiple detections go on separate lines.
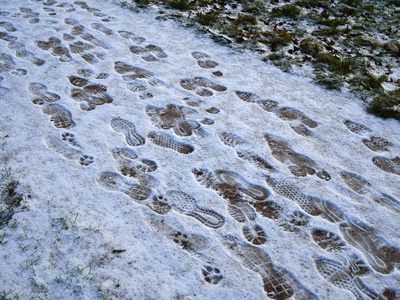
62,132 -> 79,146
202,265 -> 223,285
79,154 -> 94,166
289,211 -> 309,227
172,231 -> 191,250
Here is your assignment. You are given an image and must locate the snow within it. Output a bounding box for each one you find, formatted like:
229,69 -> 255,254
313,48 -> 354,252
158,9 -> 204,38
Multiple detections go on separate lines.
0,0 -> 399,299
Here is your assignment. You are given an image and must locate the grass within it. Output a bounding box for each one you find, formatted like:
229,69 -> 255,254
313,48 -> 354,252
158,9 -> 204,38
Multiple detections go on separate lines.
118,0 -> 400,120
0,167 -> 26,229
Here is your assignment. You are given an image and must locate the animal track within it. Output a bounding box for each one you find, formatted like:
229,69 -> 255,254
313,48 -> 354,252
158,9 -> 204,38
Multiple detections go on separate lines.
164,190 -> 225,228
191,52 -> 219,69
28,82 -> 60,105
61,132 -> 79,147
96,171 -> 151,202
36,37 -> 72,62
44,135 -> 92,166
129,44 -> 167,62
180,77 -> 226,97
202,265 -> 223,285
42,104 -> 75,129
315,257 -> 380,300
110,118 -> 145,147
145,104 -> 200,137
147,132 -> 194,154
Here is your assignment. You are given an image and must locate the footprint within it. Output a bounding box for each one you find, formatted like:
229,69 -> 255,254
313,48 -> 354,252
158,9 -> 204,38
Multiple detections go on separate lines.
42,7 -> 56,15
146,195 -> 172,215
339,220 -> 400,274
180,77 -> 226,97
96,171 -> 151,201
95,72 -> 109,79
90,23 -> 113,35
311,229 -> 347,253
191,52 -> 219,69
0,21 -> 17,32
118,31 -> 146,44
56,3 -> 76,12
28,82 -> 60,105
145,104 -> 200,137
44,135 -> 93,166
42,104 -> 75,129
0,32 -> 18,43
164,190 -> 225,229
36,37 -> 71,62
372,156 -> 400,176
252,200 -> 283,220
7,42 -> 45,66
202,265 -> 223,285
222,235 -> 307,300
218,132 -> 246,147
147,132 -> 194,154
242,224 -> 267,245
111,147 -> 157,177
362,136 -> 392,152
129,44 -> 167,62
77,68 -> 93,78
0,53 -> 27,77
110,118 -> 145,147
200,118 -> 214,125
69,41 -> 95,54
263,133 -> 329,179
0,87 -> 10,99
205,107 -> 220,114
315,257 -> 380,299
265,176 -> 345,223
236,150 -> 274,172
236,91 -> 318,134
343,120 -> 371,135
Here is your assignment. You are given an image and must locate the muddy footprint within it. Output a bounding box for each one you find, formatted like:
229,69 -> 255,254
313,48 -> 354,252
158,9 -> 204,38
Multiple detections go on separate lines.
42,104 -> 75,129
110,118 -> 145,147
28,82 -> 60,105
148,132 -> 194,154
191,52 -> 219,69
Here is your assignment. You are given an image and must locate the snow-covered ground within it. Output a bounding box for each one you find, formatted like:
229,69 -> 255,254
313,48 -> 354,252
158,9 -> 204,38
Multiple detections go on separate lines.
0,0 -> 399,299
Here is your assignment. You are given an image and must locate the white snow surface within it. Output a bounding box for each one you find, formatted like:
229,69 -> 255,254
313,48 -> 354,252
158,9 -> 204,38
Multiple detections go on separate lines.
0,0 -> 399,299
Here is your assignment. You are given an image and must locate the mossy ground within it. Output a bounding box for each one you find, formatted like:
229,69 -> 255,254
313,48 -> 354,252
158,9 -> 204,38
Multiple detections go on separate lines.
121,0 -> 400,120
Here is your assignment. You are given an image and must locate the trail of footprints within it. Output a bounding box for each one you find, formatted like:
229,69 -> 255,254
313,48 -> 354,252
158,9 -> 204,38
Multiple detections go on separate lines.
5,1 -> 398,297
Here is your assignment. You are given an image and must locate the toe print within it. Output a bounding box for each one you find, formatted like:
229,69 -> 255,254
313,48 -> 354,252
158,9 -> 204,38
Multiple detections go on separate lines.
202,265 -> 223,285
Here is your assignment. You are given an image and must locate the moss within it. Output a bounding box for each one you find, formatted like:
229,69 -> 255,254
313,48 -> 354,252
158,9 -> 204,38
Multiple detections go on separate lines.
317,18 -> 348,27
268,52 -> 285,61
196,12 -> 220,26
300,38 -> 324,57
316,53 -> 357,76
166,0 -> 195,10
315,72 -> 343,90
367,90 -> 400,119
338,0 -> 363,7
234,14 -> 257,26
271,4 -> 301,19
